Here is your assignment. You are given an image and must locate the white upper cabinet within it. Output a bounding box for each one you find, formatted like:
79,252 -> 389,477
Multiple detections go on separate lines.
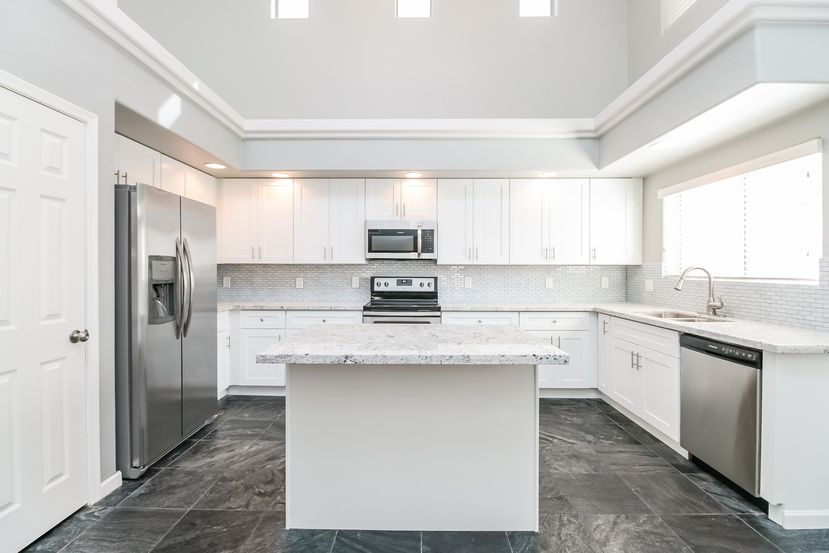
437,180 -> 473,264
329,179 -> 366,264
293,179 -> 331,264
365,179 -> 399,220
400,179 -> 437,220
366,179 -> 437,221
473,179 -> 510,264
160,155 -> 187,196
186,167 -> 218,207
439,179 -> 509,264
218,179 -> 293,264
114,134 -> 160,188
258,180 -> 294,264
219,179 -> 258,263
589,178 -> 642,265
509,179 -> 548,265
548,179 -> 590,264
294,179 -> 367,264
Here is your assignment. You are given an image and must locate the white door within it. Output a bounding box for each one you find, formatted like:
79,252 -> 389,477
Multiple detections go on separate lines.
0,86 -> 89,552
510,180 -> 548,264
437,179 -> 472,265
473,179 -> 510,265
609,337 -> 640,411
365,179 -> 399,220
548,179 -> 590,265
639,348 -> 681,441
258,179 -> 294,263
293,179 -> 330,264
400,179 -> 437,221
218,179 -> 257,263
529,331 -> 590,389
236,329 -> 286,386
329,179 -> 365,264
114,134 -> 159,188
596,314 -> 612,394
159,155 -> 187,196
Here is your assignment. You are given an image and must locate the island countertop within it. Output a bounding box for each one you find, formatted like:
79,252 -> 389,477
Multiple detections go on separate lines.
256,324 -> 570,365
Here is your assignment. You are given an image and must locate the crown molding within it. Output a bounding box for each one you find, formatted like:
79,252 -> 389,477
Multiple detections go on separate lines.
60,0 -> 829,141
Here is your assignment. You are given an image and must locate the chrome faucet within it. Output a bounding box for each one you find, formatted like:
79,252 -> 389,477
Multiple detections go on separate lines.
674,267 -> 724,316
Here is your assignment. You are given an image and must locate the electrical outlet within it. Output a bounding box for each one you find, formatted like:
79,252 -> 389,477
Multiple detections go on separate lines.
601,277 -> 610,289
464,277 -> 472,289
352,276 -> 360,289
222,277 -> 231,288
545,277 -> 554,289
296,277 -> 304,289
645,279 -> 654,292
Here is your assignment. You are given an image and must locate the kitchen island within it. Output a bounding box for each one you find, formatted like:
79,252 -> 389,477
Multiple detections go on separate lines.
257,324 -> 568,532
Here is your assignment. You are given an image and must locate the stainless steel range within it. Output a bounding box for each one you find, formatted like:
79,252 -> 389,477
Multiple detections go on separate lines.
362,277 -> 441,324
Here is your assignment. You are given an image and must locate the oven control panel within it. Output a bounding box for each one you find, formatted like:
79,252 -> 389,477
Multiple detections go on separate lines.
372,277 -> 436,292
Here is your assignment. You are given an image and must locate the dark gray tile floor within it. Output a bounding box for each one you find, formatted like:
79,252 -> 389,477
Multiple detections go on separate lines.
25,396 -> 829,553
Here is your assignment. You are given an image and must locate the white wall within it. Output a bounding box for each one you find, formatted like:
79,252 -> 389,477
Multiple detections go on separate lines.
117,0 -> 629,119
627,0 -> 730,82
0,0 -> 239,481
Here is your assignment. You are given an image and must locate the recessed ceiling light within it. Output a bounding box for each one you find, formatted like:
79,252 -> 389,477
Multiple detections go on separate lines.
538,171 -> 558,178
272,172 -> 291,178
404,172 -> 423,179
205,163 -> 226,170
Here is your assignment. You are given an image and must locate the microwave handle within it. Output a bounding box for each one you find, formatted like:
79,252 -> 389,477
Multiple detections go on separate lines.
417,224 -> 422,258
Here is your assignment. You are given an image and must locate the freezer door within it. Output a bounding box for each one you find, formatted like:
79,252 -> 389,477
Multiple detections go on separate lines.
133,185 -> 184,466
181,197 -> 218,435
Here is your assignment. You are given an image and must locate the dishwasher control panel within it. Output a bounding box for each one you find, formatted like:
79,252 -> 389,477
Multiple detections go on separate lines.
681,334 -> 762,367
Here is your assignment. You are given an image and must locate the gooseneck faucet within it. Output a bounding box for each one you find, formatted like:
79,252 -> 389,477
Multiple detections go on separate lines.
674,267 -> 724,316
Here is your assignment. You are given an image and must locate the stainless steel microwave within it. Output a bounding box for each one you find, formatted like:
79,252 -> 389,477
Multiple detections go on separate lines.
365,221 -> 437,260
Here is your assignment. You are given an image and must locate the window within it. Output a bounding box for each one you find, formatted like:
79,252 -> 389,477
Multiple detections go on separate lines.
397,0 -> 431,18
661,0 -> 696,32
272,0 -> 309,19
520,0 -> 556,17
662,150 -> 822,281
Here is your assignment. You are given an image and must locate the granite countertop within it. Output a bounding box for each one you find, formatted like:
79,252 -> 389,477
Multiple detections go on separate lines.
218,301 -> 364,313
442,302 -> 829,355
256,324 -> 570,365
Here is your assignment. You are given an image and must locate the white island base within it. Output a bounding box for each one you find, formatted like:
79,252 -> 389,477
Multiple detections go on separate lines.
285,362 -> 539,532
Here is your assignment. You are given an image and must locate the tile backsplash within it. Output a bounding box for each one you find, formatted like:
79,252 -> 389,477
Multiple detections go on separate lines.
626,258 -> 829,331
217,262 -> 627,305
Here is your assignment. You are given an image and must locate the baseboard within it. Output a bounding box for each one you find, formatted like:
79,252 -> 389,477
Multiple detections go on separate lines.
769,505 -> 829,529
539,388 -> 600,399
91,471 -> 122,504
227,385 -> 286,397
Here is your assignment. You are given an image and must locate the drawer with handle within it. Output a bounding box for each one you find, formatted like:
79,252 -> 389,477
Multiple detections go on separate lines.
441,312 -> 520,326
519,312 -> 590,331
239,310 -> 287,329
286,311 -> 363,328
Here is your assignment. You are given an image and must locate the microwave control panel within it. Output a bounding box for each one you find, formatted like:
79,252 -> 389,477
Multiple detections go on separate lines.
421,229 -> 435,253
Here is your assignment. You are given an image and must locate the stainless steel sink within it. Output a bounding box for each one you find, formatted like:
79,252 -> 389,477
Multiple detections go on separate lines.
644,311 -> 728,323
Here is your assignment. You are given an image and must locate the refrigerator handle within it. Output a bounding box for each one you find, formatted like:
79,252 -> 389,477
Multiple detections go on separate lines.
174,238 -> 187,339
182,238 -> 195,337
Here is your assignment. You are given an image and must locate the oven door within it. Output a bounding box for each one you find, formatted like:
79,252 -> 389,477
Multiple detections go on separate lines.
366,227 -> 419,259
363,312 -> 441,324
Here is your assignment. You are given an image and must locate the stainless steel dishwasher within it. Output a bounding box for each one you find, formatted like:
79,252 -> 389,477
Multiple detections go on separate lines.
680,334 -> 762,496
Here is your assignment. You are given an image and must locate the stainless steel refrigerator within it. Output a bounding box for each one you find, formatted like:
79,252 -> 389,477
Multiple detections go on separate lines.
115,183 -> 217,479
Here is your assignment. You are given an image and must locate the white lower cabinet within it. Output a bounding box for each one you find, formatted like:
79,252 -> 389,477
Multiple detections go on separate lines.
217,312 -> 231,398
527,331 -> 592,389
238,329 -> 287,387
606,318 -> 680,441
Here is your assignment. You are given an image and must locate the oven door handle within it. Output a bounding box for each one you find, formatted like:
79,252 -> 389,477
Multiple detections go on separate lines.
417,224 -> 422,259
364,317 -> 439,324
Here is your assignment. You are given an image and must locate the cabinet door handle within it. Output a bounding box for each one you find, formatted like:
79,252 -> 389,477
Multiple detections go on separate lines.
324,246 -> 327,260
259,246 -> 262,259
635,353 -> 642,370
251,246 -> 255,260
395,203 -> 399,217
543,247 -> 548,260
475,247 -> 479,260
551,246 -> 556,261
592,247 -> 597,261
630,351 -> 635,369
329,246 -> 333,260
602,320 -> 608,335
557,336 -> 562,348
403,203 -> 406,218
468,246 -> 472,261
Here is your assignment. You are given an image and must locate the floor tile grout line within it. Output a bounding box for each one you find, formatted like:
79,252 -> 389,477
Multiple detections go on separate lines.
146,508 -> 191,553
329,529 -> 338,553
505,530 -> 514,553
733,514 -> 788,553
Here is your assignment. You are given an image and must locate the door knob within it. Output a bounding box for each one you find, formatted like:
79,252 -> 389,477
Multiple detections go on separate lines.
70,329 -> 90,343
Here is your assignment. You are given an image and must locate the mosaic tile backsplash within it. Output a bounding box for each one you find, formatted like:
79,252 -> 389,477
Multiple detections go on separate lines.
218,259 -> 829,331
626,258 -> 829,332
217,262 -> 628,305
